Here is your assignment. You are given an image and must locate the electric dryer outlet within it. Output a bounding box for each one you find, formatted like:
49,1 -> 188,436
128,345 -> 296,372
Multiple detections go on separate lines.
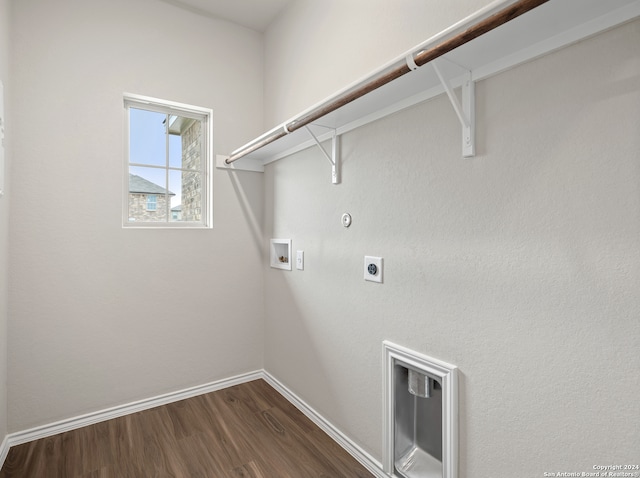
364,256 -> 383,283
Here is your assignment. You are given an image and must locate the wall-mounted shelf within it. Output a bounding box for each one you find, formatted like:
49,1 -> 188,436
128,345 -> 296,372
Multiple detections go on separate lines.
219,0 -> 640,177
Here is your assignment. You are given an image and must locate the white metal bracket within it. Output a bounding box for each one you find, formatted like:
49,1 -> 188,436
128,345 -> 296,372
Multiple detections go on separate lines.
432,59 -> 475,157
304,125 -> 340,184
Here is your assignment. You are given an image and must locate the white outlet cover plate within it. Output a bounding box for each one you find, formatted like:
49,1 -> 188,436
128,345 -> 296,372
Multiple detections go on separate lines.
364,256 -> 383,283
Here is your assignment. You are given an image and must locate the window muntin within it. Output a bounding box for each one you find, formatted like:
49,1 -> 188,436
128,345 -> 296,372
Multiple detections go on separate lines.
123,94 -> 212,228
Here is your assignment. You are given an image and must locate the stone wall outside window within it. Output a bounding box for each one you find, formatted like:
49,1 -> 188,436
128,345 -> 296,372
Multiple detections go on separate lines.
128,193 -> 170,222
181,120 -> 201,222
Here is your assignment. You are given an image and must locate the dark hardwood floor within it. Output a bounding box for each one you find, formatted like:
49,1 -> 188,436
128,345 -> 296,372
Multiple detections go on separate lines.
0,379 -> 374,477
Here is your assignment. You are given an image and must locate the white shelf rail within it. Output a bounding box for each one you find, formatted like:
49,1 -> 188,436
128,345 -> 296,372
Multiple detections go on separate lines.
217,0 -> 640,179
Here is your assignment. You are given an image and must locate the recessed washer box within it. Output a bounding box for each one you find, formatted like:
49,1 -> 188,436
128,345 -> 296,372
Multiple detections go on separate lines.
270,239 -> 292,270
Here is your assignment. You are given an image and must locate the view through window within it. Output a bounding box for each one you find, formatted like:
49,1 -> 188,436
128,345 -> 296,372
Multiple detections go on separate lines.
124,95 -> 212,228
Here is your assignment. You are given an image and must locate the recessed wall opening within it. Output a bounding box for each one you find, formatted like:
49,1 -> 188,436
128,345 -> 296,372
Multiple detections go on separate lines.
383,341 -> 458,478
270,238 -> 292,270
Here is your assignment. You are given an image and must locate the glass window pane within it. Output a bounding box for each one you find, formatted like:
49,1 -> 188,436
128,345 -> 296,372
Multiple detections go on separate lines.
168,130 -> 182,169
169,169 -> 202,222
168,169 -> 182,222
129,108 -> 167,167
128,166 -> 168,223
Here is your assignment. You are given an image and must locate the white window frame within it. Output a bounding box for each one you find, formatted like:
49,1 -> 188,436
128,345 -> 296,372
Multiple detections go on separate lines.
123,93 -> 213,228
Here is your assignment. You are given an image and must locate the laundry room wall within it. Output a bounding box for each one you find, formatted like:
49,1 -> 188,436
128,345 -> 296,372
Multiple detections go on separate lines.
8,0 -> 266,432
263,4 -> 640,475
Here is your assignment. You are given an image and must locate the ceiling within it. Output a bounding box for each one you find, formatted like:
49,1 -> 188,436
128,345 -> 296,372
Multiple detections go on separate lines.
158,0 -> 293,32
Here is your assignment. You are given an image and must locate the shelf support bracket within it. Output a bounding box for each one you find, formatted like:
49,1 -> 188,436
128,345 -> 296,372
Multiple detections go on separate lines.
432,59 -> 475,157
304,125 -> 340,184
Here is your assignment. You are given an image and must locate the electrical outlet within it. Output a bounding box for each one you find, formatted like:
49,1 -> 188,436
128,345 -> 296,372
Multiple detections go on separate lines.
364,256 -> 383,283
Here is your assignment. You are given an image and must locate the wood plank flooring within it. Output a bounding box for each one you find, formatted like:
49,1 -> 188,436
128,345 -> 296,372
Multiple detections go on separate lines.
0,379 -> 374,478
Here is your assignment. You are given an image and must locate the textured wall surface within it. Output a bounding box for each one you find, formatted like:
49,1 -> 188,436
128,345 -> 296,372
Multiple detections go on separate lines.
263,16 -> 640,476
8,0 -> 265,432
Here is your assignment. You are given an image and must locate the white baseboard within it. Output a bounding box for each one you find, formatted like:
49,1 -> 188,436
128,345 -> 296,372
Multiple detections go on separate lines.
262,371 -> 388,478
0,435 -> 9,471
2,370 -> 387,477
6,370 -> 263,447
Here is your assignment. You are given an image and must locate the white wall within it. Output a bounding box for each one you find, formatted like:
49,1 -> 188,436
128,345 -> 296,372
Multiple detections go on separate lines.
264,0 -> 492,127
0,0 -> 10,449
8,0 -> 265,432
263,8 -> 640,477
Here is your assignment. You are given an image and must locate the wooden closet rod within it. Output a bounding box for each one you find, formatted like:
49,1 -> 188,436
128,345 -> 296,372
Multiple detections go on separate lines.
226,0 -> 549,164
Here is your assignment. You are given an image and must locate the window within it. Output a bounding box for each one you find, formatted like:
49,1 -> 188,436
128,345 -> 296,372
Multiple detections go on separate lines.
146,195 -> 157,211
124,94 -> 213,228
